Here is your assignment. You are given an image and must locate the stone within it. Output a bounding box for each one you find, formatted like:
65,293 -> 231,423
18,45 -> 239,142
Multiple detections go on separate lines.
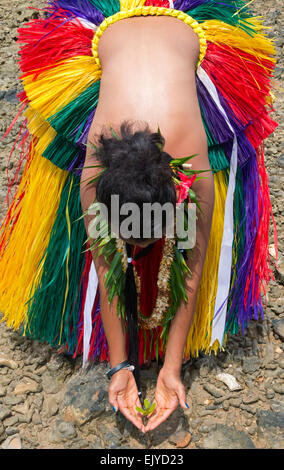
270,400 -> 284,413
222,400 -> 230,411
57,421 -> 77,439
275,262 -> 284,285
243,393 -> 260,405
43,396 -> 59,417
1,435 -> 21,449
13,378 -> 41,395
12,402 -> 30,416
272,319 -> 284,341
214,395 -> 233,405
32,411 -> 42,425
0,354 -> 17,370
215,373 -> 242,391
49,419 -> 77,443
3,395 -> 25,406
202,383 -> 224,398
3,416 -> 18,427
0,406 -> 12,421
41,371 -> 63,394
257,410 -> 284,449
169,430 -> 191,448
200,409 -> 216,417
5,427 -> 19,437
263,343 -> 275,365
242,357 -> 262,374
229,397 -> 242,408
0,423 -> 6,444
201,424 -> 255,449
266,389 -> 275,399
62,366 -> 109,426
240,404 -> 256,415
264,362 -> 277,370
97,424 -> 123,449
273,383 -> 284,395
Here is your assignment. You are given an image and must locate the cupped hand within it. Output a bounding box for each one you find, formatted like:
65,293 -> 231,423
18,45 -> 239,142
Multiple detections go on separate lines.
108,369 -> 145,433
144,367 -> 188,432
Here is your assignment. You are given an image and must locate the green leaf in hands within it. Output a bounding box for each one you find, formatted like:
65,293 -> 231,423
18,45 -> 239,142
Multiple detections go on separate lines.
136,400 -> 156,416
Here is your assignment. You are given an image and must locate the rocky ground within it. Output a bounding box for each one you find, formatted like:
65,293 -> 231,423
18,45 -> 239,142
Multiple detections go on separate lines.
0,0 -> 283,450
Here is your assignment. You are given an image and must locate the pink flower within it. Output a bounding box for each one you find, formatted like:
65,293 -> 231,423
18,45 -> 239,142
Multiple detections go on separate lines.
176,171 -> 197,204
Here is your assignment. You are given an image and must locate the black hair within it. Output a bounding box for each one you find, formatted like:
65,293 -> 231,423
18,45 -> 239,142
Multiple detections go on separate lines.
95,120 -> 176,242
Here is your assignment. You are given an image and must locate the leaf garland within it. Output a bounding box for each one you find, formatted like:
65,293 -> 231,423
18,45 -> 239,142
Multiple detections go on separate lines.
80,128 -> 205,348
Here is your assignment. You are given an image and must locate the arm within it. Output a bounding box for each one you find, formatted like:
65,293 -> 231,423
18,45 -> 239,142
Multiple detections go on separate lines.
93,252 -> 128,369
164,116 -> 215,374
145,120 -> 215,431
163,178 -> 215,374
80,146 -> 145,432
80,150 -> 128,369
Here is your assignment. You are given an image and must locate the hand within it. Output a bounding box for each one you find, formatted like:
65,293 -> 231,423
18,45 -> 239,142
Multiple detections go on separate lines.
144,367 -> 188,432
108,369 -> 145,433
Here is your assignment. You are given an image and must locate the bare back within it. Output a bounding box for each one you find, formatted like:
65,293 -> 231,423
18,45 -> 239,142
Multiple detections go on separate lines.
88,16 -> 206,157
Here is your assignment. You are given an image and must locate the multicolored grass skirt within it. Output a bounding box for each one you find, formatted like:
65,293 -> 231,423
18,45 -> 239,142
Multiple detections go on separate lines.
0,0 -> 278,366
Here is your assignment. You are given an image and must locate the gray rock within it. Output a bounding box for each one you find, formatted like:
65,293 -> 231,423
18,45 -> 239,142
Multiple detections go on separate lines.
243,393 -> 260,405
242,357 -> 262,374
272,318 -> 284,341
57,421 -> 77,439
229,397 -> 242,408
97,425 -> 123,449
222,400 -> 230,411
263,343 -> 275,365
240,404 -> 256,415
41,371 -> 63,394
266,389 -> 275,399
201,424 -> 255,449
200,409 -> 216,417
264,362 -> 277,370
43,396 -> 59,417
32,411 -> 42,425
257,410 -> 284,448
0,422 -> 6,444
278,358 -> 284,369
5,427 -> 19,436
203,383 -> 224,398
3,416 -> 18,427
61,365 -> 110,426
273,383 -> 284,395
3,395 -> 24,406
270,400 -> 284,413
0,406 -> 12,421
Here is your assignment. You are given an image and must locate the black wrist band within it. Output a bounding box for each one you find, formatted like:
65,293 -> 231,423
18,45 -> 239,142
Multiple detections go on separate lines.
106,360 -> 132,380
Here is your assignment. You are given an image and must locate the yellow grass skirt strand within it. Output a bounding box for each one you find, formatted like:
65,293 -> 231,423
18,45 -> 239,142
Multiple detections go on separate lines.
120,0 -> 146,9
92,7 -> 207,69
22,56 -> 102,121
202,19 -> 276,62
25,107 -> 57,157
184,170 -> 228,358
0,145 -> 68,330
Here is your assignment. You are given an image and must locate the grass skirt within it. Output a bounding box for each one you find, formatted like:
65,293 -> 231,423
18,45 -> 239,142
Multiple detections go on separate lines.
0,0 -> 278,366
